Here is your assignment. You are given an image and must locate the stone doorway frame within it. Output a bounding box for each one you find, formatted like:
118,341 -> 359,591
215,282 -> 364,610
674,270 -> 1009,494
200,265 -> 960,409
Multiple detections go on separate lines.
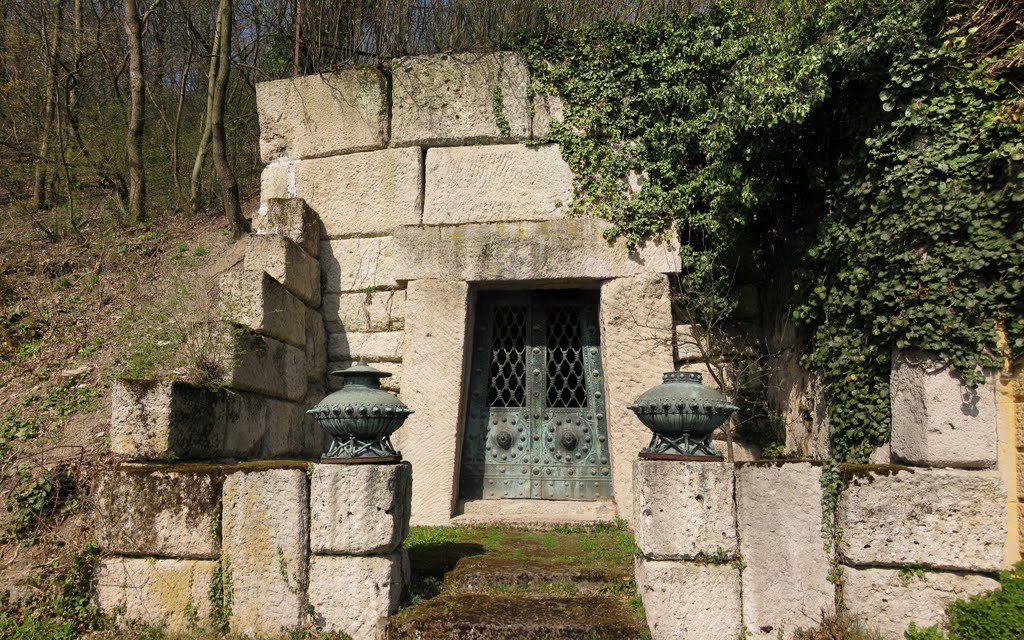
391,218 -> 680,525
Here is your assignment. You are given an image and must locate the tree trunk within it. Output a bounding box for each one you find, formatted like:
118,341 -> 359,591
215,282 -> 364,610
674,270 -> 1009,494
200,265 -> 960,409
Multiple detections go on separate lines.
171,48 -> 192,208
210,0 -> 246,238
190,18 -> 220,213
124,0 -> 146,223
32,6 -> 61,210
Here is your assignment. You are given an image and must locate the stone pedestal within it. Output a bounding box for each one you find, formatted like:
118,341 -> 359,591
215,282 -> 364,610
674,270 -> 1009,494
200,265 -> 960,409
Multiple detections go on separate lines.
632,459 -> 737,560
309,462 -> 412,639
310,462 -> 412,555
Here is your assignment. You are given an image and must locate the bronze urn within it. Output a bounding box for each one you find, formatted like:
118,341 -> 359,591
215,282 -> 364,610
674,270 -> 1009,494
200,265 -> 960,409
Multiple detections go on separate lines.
628,371 -> 739,460
306,360 -> 412,463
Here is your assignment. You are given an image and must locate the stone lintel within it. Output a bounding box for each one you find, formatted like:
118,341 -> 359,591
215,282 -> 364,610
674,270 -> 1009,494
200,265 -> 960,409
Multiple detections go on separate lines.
392,218 -> 680,283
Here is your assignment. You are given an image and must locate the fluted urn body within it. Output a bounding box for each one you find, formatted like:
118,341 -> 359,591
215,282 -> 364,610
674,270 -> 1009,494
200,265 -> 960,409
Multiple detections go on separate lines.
628,371 -> 739,459
306,360 -> 412,462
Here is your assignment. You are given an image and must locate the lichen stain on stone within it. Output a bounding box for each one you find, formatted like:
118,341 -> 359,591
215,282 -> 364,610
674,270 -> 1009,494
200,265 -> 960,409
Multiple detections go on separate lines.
151,563 -> 197,617
840,463 -> 916,485
735,459 -> 824,469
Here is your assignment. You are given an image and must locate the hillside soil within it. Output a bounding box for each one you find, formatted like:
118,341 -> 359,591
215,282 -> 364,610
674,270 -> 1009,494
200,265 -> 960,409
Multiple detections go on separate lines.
0,195 -> 250,599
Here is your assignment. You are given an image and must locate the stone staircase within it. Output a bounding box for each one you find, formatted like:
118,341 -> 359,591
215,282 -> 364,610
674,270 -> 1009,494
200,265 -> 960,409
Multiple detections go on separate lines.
386,525 -> 648,640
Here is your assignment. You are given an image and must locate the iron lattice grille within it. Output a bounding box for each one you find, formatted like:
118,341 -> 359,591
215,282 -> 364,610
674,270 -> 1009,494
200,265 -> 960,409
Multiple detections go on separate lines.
545,307 -> 588,408
461,290 -> 610,501
487,305 -> 527,408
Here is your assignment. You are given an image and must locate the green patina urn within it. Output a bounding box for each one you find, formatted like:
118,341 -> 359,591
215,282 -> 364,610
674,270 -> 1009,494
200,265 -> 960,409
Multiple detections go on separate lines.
628,371 -> 739,459
306,360 -> 413,462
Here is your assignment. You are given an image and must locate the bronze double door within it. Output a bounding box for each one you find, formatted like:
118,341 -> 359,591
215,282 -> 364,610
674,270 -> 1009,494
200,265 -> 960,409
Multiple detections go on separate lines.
459,290 -> 612,501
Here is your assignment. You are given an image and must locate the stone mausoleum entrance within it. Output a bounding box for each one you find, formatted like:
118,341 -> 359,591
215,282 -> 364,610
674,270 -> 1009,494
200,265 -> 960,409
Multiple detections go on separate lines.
459,289 -> 612,501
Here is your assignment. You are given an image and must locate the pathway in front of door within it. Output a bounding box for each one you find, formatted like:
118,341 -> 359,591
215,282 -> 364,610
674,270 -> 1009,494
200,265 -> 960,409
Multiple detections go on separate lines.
386,522 -> 647,639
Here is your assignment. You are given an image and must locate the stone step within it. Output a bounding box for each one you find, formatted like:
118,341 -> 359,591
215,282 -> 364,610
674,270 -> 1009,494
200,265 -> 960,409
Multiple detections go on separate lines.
441,557 -> 624,594
386,593 -> 644,640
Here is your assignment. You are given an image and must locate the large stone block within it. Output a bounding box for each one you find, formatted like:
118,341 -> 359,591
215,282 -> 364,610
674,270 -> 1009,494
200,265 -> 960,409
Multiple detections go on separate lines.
839,467 -> 1006,572
323,289 -> 405,333
328,360 -> 401,394
531,94 -> 564,139
95,558 -> 216,632
603,274 -> 677,523
328,330 -> 404,362
307,552 -> 409,640
110,380 -> 225,459
111,380 -> 294,460
633,460 -> 737,560
96,468 -> 221,558
391,52 -> 530,146
844,567 -> 999,640
222,469 -> 309,636
674,323 -> 763,363
244,234 -> 320,307
302,383 -> 332,457
392,218 -> 680,282
260,162 -> 293,201
305,306 -> 326,383
422,144 -> 572,225
256,69 -> 388,162
635,558 -> 742,640
736,463 -> 833,639
891,351 -> 998,468
294,148 -> 423,238
258,398 -> 309,458
310,462 -> 412,555
253,198 -> 321,258
393,280 -> 470,525
222,391 -> 278,458
226,331 -> 307,402
220,271 -> 306,349
321,236 -> 397,293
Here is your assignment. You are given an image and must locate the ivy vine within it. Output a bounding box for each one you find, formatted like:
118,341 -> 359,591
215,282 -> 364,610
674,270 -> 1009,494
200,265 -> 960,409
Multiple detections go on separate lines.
524,0 -> 1023,461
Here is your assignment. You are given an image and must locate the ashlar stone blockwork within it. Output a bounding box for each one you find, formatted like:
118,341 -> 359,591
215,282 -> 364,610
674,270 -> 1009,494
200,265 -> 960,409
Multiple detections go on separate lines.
256,69 -> 389,161
839,467 -> 1006,572
222,469 -> 310,637
310,462 -> 412,555
736,463 -> 833,639
391,52 -> 531,146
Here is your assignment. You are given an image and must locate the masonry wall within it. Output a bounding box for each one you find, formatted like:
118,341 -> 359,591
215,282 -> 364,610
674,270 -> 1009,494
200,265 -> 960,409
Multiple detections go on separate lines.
94,51 -> 1019,639
255,52 -> 681,525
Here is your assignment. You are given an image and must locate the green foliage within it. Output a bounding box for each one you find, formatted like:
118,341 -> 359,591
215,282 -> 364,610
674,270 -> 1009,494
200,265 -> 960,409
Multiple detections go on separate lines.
0,409 -> 40,461
795,17 -> 1024,460
818,457 -> 843,585
944,562 -> 1024,639
898,563 -> 928,579
493,86 -> 512,138
208,555 -> 233,633
0,540 -> 102,639
526,0 -> 1022,461
905,623 -> 947,640
4,464 -> 80,545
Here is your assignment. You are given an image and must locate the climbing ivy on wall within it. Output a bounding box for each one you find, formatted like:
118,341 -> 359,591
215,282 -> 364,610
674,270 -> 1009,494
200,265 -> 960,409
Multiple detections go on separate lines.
524,0 -> 1023,461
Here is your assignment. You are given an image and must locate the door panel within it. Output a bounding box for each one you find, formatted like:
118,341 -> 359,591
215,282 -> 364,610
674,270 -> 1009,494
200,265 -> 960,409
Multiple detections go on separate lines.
460,290 -> 612,501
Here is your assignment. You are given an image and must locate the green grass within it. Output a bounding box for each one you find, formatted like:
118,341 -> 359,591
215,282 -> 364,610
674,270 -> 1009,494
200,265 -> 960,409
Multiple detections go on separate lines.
405,519 -> 638,581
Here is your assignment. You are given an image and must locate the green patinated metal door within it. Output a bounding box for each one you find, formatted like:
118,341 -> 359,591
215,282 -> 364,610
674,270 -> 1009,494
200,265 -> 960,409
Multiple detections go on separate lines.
459,290 -> 612,501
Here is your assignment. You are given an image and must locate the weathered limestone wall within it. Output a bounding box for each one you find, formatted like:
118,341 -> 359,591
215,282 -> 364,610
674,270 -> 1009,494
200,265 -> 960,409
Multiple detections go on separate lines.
109,198 -> 329,461
256,53 -> 681,525
95,461 -> 411,639
633,459 -> 1006,640
1002,362 -> 1024,561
